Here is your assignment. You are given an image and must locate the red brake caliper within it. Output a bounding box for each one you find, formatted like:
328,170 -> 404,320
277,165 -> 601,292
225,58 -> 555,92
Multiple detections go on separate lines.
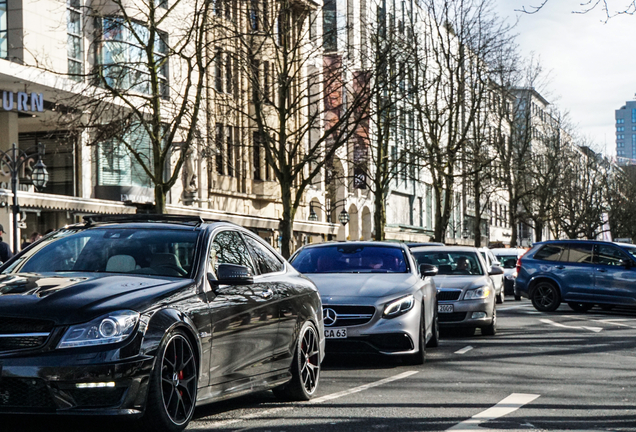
178,370 -> 184,396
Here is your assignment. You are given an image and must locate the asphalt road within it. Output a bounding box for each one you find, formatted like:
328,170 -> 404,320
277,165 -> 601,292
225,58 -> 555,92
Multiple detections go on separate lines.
5,297 -> 636,431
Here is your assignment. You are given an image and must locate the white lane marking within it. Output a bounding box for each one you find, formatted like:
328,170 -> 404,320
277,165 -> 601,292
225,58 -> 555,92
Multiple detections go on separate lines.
454,345 -> 474,354
193,370 -> 419,429
540,318 -> 603,333
309,370 -> 418,403
447,393 -> 540,431
564,315 -> 636,329
498,304 -> 532,311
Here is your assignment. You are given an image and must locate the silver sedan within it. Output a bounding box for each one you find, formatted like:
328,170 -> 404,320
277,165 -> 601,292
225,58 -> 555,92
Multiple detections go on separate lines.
290,242 -> 439,364
411,246 -> 503,336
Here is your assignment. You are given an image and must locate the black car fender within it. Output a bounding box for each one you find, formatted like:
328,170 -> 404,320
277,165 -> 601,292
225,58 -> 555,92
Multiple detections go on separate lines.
140,307 -> 203,370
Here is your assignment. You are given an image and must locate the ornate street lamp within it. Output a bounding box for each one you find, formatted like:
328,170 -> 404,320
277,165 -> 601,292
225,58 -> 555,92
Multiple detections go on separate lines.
0,142 -> 47,253
308,204 -> 318,222
338,208 -> 350,226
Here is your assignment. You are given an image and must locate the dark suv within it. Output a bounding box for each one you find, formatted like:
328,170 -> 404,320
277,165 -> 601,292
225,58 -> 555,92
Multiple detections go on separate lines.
515,240 -> 636,312
0,215 -> 324,431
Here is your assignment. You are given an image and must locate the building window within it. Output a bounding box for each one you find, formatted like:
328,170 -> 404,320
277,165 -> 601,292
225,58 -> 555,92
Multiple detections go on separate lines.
323,0 -> 337,51
253,132 -> 262,180
0,0 -> 6,58
226,126 -> 234,177
618,142 -> 624,148
618,134 -> 625,140
617,118 -> 625,124
215,123 -> 224,175
96,125 -> 152,188
67,0 -> 83,79
632,134 -> 636,149
633,109 -> 636,123
100,18 -> 168,97
425,185 -> 432,230
617,126 -> 625,132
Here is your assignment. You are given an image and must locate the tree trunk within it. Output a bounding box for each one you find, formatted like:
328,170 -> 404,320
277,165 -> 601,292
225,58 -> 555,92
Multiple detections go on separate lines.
534,219 -> 544,243
279,185 -> 295,259
473,175 -> 481,247
154,184 -> 166,214
373,184 -> 386,241
509,196 -> 518,247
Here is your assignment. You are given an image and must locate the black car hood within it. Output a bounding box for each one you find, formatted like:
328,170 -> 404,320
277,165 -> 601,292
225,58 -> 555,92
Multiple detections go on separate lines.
0,273 -> 194,325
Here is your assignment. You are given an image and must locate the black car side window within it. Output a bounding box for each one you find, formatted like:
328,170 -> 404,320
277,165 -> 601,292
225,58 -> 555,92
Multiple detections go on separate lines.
594,244 -> 626,266
562,244 -> 593,264
244,235 -> 284,274
210,231 -> 255,276
534,244 -> 567,262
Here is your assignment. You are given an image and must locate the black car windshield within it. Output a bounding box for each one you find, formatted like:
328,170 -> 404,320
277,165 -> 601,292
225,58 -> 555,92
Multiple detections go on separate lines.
620,246 -> 636,260
495,255 -> 518,269
2,228 -> 199,278
291,245 -> 409,273
413,251 -> 484,276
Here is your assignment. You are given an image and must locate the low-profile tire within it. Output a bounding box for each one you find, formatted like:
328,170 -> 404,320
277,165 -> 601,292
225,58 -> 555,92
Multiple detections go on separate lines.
600,304 -> 615,311
531,281 -> 561,312
403,312 -> 426,365
426,308 -> 439,348
141,329 -> 198,432
568,302 -> 594,312
481,307 -> 497,336
273,321 -> 320,401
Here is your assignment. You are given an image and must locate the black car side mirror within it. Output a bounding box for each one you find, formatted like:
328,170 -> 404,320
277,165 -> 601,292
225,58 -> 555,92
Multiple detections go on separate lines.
623,259 -> 634,269
488,266 -> 504,276
419,264 -> 438,278
208,263 -> 254,286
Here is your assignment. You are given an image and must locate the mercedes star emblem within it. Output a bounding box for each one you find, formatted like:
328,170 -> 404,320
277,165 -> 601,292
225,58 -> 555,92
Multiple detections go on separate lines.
323,308 -> 338,327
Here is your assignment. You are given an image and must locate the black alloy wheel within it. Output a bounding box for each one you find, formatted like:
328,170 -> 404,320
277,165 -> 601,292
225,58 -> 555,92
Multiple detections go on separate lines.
531,281 -> 561,312
426,307 -> 439,348
481,306 -> 497,336
142,330 -> 198,432
273,321 -> 320,401
568,302 -> 594,313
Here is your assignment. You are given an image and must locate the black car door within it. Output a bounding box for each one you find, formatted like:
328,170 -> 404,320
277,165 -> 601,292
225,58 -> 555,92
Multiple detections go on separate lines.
242,233 -> 296,372
206,229 -> 279,385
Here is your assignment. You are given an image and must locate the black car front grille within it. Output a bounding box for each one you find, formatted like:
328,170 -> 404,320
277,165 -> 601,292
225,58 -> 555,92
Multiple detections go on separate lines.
69,388 -> 127,408
437,290 -> 462,301
438,312 -> 467,322
0,378 -> 55,409
0,317 -> 54,334
323,305 -> 375,327
0,317 -> 54,353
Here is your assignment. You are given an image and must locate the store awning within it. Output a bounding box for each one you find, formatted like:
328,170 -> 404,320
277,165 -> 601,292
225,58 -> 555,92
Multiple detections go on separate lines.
0,190 -> 137,214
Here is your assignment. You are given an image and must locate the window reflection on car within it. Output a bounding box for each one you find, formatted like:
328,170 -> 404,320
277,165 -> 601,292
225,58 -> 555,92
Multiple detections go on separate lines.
412,251 -> 484,276
292,245 -> 409,273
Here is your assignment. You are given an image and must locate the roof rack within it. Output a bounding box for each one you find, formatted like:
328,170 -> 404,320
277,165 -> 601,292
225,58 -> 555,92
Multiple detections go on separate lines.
83,214 -> 207,226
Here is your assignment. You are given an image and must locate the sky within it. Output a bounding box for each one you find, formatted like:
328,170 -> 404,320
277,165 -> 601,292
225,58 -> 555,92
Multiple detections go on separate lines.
493,0 -> 636,157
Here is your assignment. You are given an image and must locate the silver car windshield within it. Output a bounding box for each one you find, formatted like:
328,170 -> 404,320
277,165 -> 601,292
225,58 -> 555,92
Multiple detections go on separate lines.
291,245 -> 409,273
495,255 -> 518,269
412,251 -> 484,276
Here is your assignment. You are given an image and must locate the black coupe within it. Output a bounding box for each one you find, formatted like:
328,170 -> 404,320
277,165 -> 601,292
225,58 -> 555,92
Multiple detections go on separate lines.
0,215 -> 324,431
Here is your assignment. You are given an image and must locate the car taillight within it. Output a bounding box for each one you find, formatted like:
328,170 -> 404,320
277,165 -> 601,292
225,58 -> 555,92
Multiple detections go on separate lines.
516,250 -> 528,274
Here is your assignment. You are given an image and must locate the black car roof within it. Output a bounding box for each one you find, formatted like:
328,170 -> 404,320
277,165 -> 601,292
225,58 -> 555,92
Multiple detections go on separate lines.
64,214 -> 242,231
297,241 -> 406,249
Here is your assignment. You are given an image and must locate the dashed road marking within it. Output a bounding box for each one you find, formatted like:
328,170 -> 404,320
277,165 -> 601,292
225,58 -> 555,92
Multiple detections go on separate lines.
454,345 -> 474,354
446,393 -> 540,431
540,318 -> 602,333
192,370 -> 419,429
564,315 -> 636,329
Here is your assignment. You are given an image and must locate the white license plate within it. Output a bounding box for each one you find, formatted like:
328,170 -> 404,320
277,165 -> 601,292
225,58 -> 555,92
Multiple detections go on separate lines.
324,328 -> 347,339
438,304 -> 454,313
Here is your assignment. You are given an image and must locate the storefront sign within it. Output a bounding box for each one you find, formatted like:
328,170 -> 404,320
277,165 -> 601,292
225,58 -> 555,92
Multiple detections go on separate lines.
2,91 -> 44,112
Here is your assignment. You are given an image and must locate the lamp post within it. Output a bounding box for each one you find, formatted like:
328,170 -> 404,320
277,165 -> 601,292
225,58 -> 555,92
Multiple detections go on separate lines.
0,142 -> 48,253
307,201 -> 349,226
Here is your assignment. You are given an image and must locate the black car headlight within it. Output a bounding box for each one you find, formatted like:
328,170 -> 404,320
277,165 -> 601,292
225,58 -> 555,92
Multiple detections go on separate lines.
58,310 -> 139,349
383,295 -> 415,318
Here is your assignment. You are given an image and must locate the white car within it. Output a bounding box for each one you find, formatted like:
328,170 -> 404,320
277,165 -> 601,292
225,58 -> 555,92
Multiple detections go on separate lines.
491,248 -> 526,300
479,247 -> 505,303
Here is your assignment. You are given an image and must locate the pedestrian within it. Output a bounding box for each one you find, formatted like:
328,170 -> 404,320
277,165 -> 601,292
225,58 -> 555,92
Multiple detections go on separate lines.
0,224 -> 13,263
21,231 -> 41,250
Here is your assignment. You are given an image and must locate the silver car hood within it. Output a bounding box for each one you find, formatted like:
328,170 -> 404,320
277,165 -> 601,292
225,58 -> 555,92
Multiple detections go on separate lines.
304,273 -> 418,299
432,275 -> 491,291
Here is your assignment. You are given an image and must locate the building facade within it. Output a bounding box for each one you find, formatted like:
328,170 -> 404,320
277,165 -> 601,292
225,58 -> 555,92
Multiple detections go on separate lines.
615,99 -> 636,165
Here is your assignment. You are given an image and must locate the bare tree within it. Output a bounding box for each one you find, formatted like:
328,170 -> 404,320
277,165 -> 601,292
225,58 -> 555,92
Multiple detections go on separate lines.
519,0 -> 636,19
45,0 -> 213,213
411,0 -> 513,242
214,0 -> 370,257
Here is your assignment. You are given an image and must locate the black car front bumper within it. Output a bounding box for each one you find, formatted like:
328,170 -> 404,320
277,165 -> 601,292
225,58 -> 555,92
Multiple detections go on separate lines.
0,350 -> 154,416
